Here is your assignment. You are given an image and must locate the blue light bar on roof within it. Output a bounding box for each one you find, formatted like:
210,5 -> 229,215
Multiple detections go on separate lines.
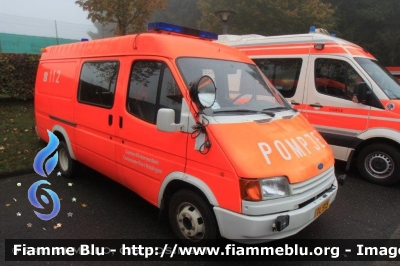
148,22 -> 218,40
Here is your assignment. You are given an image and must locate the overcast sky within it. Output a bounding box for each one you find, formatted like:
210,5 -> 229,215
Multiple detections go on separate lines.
0,0 -> 95,39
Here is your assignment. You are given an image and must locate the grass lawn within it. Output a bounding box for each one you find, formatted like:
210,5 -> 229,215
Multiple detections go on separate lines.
0,99 -> 45,172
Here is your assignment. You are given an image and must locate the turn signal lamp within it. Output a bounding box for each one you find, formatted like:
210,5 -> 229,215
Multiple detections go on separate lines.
147,22 -> 218,40
240,177 -> 291,201
240,179 -> 262,201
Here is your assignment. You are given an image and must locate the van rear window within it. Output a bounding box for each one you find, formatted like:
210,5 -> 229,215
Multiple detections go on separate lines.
78,61 -> 120,108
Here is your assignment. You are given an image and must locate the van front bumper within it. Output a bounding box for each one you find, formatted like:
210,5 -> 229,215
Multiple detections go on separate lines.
213,178 -> 338,244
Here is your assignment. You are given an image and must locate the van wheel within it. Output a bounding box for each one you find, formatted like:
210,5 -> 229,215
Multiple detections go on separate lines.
58,141 -> 77,178
357,144 -> 400,185
168,190 -> 218,245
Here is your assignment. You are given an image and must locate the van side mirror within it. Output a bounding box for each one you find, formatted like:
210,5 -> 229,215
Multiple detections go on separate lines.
352,82 -> 369,104
189,75 -> 217,111
156,108 -> 183,132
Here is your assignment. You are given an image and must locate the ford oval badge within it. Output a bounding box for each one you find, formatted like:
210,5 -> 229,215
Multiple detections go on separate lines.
318,163 -> 324,170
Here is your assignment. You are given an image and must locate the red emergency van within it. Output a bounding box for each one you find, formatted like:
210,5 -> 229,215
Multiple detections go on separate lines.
219,27 -> 400,185
35,22 -> 339,244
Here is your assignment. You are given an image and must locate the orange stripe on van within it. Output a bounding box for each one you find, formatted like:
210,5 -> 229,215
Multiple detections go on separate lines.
237,41 -> 375,58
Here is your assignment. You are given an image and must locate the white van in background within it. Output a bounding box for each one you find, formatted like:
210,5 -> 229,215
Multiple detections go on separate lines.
218,27 -> 400,185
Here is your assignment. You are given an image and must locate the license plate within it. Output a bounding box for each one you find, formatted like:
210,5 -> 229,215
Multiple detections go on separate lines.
314,199 -> 330,218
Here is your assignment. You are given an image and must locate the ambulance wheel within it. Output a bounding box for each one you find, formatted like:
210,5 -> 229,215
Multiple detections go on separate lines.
58,141 -> 77,178
169,190 -> 218,245
357,143 -> 400,185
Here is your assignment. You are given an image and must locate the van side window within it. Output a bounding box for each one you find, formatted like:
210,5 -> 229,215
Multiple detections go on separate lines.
127,61 -> 182,124
78,61 -> 119,108
315,58 -> 365,101
253,58 -> 302,98
159,67 -> 183,123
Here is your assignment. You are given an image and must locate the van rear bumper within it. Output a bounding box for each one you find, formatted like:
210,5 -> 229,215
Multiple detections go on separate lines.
213,178 -> 338,244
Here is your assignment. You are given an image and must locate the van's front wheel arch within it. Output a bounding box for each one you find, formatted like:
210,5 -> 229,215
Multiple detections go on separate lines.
58,141 -> 77,178
357,143 -> 400,185
168,189 -> 218,245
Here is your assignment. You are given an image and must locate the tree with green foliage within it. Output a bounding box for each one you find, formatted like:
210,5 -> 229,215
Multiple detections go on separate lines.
324,0 -> 400,66
75,0 -> 166,35
197,0 -> 336,35
151,0 -> 201,29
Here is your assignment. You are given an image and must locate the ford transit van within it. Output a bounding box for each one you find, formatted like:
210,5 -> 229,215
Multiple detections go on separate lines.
35,23 -> 338,244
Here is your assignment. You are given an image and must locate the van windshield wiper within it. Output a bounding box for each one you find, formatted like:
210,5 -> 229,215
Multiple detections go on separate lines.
213,109 -> 275,117
262,106 -> 290,112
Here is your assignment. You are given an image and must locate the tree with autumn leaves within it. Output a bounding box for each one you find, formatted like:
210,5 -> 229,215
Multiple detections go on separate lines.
76,0 -> 399,65
75,0 -> 166,35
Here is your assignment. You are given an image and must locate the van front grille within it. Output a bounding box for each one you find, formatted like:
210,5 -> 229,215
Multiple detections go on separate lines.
290,166 -> 335,196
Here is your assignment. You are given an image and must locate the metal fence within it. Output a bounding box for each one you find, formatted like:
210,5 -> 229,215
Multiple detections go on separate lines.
0,33 -> 79,54
0,13 -> 97,54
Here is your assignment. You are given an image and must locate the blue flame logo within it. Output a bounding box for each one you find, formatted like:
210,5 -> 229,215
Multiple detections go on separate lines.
33,130 -> 59,177
29,130 -> 61,221
28,180 -> 61,220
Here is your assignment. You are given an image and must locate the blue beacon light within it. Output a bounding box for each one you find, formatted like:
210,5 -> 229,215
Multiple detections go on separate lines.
148,22 -> 218,40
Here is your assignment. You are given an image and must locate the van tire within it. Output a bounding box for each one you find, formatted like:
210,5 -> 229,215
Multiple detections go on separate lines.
357,143 -> 400,185
57,141 -> 77,178
168,189 -> 218,246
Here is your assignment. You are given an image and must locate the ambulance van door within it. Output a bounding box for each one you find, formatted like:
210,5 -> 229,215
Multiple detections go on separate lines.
304,55 -> 371,160
116,58 -> 187,205
253,56 -> 308,113
74,59 -> 122,183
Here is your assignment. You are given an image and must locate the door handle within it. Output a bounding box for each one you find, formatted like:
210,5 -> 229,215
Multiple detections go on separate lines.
119,116 -> 123,128
310,103 -> 323,108
108,114 -> 113,126
290,101 -> 300,105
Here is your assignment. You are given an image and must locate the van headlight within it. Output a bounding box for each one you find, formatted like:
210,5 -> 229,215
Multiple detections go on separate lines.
240,177 -> 290,201
260,177 -> 290,199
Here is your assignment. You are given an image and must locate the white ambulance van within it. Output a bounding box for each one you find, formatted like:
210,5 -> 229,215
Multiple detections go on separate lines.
218,27 -> 400,185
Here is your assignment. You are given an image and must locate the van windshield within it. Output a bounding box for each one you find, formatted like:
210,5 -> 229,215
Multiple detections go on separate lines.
177,57 -> 290,116
355,57 -> 400,99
